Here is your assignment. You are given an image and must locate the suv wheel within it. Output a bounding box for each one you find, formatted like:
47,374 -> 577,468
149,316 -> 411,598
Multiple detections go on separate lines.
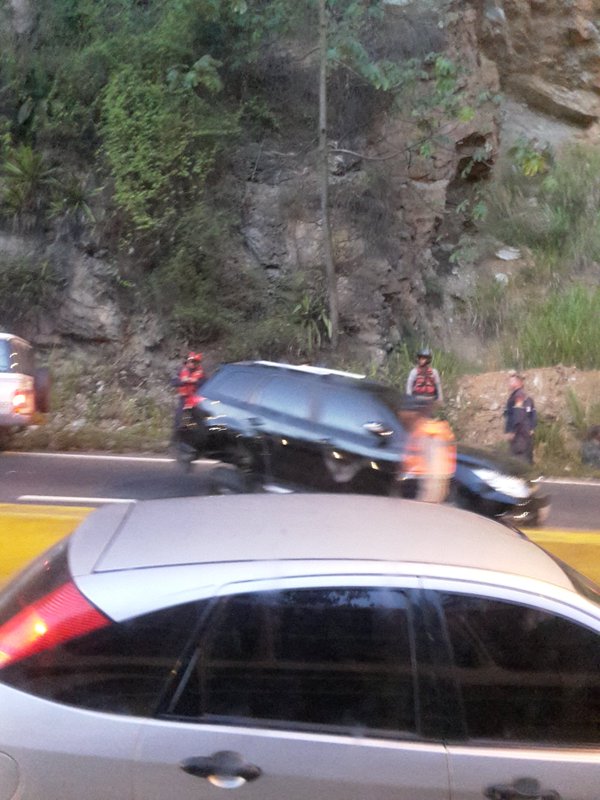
323,450 -> 363,484
208,465 -> 252,495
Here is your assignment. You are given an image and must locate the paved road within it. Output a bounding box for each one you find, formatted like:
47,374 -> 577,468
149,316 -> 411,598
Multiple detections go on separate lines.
0,451 -> 598,529
0,451 -> 599,586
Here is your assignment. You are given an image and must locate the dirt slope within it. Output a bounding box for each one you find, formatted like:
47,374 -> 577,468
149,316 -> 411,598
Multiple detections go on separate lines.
451,367 -> 600,459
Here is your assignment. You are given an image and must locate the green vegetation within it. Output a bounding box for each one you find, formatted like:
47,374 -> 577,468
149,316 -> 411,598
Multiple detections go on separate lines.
0,257 -> 64,326
507,286 -> 600,370
18,350 -> 172,454
0,2 -> 599,477
0,0 -> 473,354
459,143 -> 600,372
483,143 -> 600,278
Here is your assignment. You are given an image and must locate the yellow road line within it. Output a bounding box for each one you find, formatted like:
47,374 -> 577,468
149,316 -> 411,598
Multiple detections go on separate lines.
1,506 -> 599,587
0,504 -> 92,585
524,528 -> 600,543
521,528 -> 600,585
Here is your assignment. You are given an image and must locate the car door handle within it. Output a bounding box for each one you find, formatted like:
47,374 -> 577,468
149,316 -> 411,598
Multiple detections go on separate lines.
485,777 -> 560,800
180,751 -> 262,789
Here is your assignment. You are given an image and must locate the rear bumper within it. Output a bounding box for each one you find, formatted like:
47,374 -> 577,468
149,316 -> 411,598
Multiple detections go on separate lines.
0,412 -> 32,428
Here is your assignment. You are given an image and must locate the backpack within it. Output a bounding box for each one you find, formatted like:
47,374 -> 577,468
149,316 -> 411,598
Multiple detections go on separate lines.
412,366 -> 437,398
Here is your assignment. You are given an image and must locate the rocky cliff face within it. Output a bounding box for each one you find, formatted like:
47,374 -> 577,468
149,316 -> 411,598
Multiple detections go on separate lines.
1,0 -> 598,369
481,0 -> 600,123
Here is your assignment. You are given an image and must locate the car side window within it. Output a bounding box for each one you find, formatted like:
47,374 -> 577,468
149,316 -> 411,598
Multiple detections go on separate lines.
170,587 -> 419,738
256,377 -> 313,418
0,601 -> 206,716
439,593 -> 600,745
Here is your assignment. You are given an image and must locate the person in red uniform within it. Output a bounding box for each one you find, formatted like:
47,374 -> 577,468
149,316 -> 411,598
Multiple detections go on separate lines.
172,352 -> 204,434
406,348 -> 443,403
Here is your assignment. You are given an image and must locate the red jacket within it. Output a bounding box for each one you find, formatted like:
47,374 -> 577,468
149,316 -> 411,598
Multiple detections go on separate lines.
176,366 -> 205,407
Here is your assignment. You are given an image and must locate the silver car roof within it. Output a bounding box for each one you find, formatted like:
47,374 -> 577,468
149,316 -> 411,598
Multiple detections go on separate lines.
68,494 -> 572,590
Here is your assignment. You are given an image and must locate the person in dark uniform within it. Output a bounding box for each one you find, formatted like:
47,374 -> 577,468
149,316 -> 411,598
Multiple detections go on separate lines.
504,371 -> 536,464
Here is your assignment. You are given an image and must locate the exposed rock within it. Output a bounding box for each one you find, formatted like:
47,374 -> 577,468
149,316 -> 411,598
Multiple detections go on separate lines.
0,231 -> 43,260
2,0 -> 600,365
4,0 -> 34,35
499,98 -> 581,153
53,249 -> 122,342
507,75 -> 600,125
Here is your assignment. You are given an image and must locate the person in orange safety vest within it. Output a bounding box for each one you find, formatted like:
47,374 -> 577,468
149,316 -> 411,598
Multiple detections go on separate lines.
172,351 -> 205,433
396,394 -> 456,503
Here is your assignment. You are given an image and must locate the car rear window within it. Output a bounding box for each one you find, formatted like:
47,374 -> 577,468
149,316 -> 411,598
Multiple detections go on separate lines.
0,341 -> 8,372
0,338 -> 34,375
0,539 -> 209,716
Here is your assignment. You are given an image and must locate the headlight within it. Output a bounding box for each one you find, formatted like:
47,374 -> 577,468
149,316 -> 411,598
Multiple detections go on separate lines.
472,468 -> 530,499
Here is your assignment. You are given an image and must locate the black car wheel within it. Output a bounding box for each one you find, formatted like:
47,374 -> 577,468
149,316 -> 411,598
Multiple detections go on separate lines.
208,465 -> 253,495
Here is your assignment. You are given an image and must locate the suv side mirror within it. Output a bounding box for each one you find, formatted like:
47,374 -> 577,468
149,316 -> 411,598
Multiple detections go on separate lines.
363,421 -> 393,443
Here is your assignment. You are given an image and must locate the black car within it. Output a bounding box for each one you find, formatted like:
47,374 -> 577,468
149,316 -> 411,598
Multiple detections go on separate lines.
177,360 -> 550,525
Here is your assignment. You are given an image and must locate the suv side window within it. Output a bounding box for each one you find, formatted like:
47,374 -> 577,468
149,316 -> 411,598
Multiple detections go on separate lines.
439,593 -> 600,744
256,376 -> 313,418
205,368 -> 261,402
170,587 -> 418,738
319,388 -> 390,432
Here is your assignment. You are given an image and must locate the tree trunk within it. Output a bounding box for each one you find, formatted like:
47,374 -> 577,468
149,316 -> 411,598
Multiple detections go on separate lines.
318,0 -> 339,350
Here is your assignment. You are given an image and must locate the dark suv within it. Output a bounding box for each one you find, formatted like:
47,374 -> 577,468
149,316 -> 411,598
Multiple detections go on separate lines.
177,361 -> 550,525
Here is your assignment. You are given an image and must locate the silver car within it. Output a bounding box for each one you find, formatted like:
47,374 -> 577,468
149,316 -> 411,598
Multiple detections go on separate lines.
0,494 -> 598,800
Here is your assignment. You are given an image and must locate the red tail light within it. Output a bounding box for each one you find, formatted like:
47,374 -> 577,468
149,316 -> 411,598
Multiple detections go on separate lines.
12,388 -> 33,415
0,581 -> 109,669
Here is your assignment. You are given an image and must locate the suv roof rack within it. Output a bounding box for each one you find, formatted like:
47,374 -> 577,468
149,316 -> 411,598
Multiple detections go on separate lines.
254,360 -> 366,380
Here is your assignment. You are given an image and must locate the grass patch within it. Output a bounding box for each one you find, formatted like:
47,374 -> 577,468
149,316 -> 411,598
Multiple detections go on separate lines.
11,349 -> 173,454
505,285 -> 600,369
482,143 -> 600,276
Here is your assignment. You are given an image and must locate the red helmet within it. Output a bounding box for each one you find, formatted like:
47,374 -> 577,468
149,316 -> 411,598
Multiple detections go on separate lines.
187,351 -> 202,363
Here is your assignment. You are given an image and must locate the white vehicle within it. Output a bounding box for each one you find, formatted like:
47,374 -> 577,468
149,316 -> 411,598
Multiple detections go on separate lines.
0,494 -> 598,800
0,332 -> 50,447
